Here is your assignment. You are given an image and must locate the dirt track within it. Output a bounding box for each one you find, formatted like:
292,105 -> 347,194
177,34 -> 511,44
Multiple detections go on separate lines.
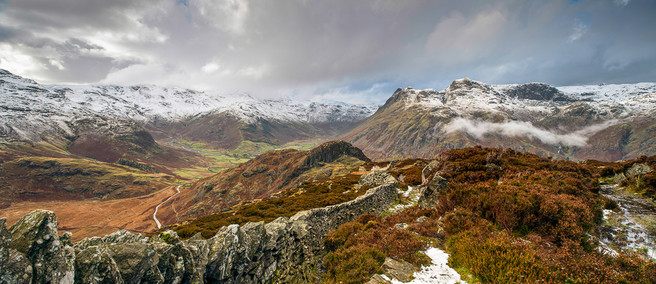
0,186 -> 180,242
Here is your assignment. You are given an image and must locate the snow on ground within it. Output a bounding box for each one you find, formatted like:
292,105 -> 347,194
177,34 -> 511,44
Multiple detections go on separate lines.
387,186 -> 421,214
383,247 -> 466,284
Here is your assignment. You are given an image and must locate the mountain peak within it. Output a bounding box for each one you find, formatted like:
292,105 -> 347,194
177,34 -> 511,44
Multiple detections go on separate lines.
303,140 -> 371,167
0,69 -> 39,85
505,82 -> 571,101
446,78 -> 491,92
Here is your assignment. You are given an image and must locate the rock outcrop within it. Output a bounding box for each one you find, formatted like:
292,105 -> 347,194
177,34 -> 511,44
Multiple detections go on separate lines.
0,180 -> 399,283
418,174 -> 447,209
6,210 -> 74,284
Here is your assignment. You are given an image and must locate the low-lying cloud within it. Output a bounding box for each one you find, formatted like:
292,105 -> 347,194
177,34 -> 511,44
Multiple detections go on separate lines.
443,118 -> 616,147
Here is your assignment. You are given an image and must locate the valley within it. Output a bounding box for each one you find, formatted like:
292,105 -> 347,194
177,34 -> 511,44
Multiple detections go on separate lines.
1,70 -> 656,283
0,185 -> 179,242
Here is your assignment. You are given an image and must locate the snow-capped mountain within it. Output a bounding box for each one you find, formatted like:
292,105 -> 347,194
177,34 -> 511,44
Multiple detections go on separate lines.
343,78 -> 656,161
0,69 -> 378,142
394,78 -> 656,120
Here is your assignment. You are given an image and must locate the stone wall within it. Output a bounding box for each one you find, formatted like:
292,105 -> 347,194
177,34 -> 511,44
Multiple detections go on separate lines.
0,181 -> 398,283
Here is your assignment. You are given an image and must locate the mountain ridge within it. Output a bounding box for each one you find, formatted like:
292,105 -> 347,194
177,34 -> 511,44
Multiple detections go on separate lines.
343,78 -> 656,161
0,69 -> 378,144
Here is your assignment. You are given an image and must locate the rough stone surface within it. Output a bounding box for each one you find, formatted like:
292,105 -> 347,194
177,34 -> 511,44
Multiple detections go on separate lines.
2,249 -> 33,284
0,218 -> 10,267
74,246 -> 124,284
360,171 -> 397,187
382,257 -> 417,282
418,174 -> 447,209
421,160 -> 440,184
8,210 -> 73,284
105,242 -> 163,284
615,163 -> 653,187
153,242 -> 196,284
367,274 -> 393,284
1,217 -> 33,284
627,163 -> 653,178
394,223 -> 409,230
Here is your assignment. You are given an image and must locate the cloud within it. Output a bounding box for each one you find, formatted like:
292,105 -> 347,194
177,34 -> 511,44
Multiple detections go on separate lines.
425,9 -> 507,58
443,118 -> 616,147
569,20 -> 588,42
201,62 -> 220,73
614,0 -> 630,7
0,1 -> 655,103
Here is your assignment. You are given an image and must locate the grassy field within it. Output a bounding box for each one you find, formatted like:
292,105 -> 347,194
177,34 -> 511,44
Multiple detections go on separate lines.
170,139 -> 321,179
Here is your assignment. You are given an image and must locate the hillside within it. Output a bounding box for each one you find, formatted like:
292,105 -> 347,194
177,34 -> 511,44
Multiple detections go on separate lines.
343,78 -> 656,161
3,146 -> 654,283
157,141 -> 372,222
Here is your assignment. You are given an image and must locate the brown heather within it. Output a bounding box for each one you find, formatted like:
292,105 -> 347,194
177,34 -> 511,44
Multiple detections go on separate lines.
323,146 -> 656,283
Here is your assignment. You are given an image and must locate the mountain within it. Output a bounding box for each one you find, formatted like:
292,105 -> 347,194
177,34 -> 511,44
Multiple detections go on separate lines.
0,69 -> 377,150
342,78 -> 656,161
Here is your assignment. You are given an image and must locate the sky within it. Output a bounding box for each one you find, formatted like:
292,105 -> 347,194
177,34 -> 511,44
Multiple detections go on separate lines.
0,0 -> 654,104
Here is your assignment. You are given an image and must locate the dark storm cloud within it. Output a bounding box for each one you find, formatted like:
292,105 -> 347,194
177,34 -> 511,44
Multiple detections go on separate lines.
0,0 -> 654,102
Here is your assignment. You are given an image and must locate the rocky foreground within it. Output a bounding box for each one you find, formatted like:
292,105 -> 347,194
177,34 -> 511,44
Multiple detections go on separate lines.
0,178 -> 400,283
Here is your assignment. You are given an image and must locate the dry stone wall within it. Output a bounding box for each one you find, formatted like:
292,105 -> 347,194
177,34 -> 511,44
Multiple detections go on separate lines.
0,181 -> 398,283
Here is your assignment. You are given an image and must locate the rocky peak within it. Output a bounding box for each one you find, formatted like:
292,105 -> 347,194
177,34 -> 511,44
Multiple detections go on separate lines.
302,140 -> 371,168
0,69 -> 39,85
446,78 -> 491,92
381,88 -> 414,108
505,82 -> 572,101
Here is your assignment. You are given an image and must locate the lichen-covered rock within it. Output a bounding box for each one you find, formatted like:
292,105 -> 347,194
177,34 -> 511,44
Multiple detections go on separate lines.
102,229 -> 148,244
204,222 -> 267,283
182,234 -> 211,283
421,160 -> 440,184
1,217 -> 33,284
360,171 -> 397,187
74,245 -> 124,284
367,274 -> 393,284
8,210 -> 73,284
153,242 -> 196,284
1,249 -> 33,284
105,242 -> 163,284
0,218 -> 10,266
418,175 -> 447,209
627,163 -> 653,178
381,257 -> 417,282
154,230 -> 180,245
60,232 -> 76,284
74,236 -> 103,250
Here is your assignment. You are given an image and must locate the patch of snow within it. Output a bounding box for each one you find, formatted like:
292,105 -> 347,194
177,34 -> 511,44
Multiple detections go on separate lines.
386,247 -> 466,284
388,186 -> 421,214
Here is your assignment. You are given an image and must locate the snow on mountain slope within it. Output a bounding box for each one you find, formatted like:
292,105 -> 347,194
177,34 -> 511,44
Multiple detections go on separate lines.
344,78 -> 656,161
0,69 -> 378,142
398,78 -> 656,119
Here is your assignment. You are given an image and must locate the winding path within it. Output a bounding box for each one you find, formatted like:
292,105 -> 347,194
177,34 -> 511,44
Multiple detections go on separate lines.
153,184 -> 182,229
